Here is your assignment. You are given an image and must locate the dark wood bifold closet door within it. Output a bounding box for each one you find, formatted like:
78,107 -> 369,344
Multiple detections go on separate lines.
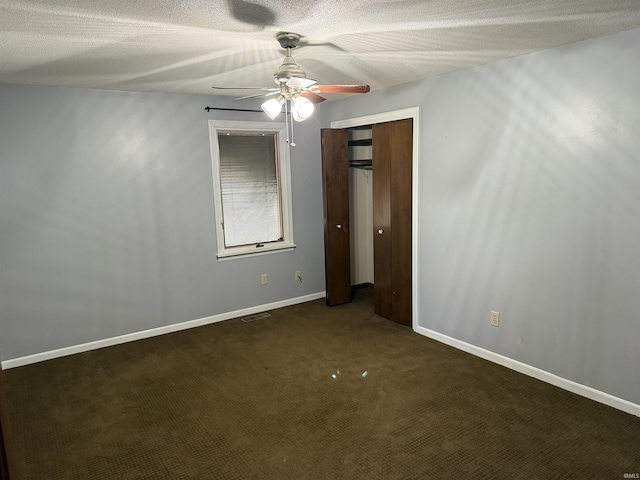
373,118 -> 413,326
372,123 -> 392,319
321,128 -> 352,306
1,366 -> 19,479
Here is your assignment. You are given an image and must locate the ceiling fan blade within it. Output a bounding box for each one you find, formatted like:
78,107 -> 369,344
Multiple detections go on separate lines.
311,85 -> 371,94
233,91 -> 280,101
286,77 -> 317,89
301,91 -> 327,104
212,86 -> 276,91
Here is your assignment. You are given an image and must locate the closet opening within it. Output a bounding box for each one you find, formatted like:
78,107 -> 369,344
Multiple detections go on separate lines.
321,116 -> 414,327
347,125 -> 374,294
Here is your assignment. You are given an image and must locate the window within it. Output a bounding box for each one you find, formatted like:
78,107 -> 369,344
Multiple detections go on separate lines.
208,120 -> 295,258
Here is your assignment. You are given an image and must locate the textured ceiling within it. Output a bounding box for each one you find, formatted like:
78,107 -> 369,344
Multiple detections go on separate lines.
2,0 -> 640,98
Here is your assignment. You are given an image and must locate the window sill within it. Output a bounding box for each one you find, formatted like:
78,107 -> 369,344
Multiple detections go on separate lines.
216,243 -> 296,261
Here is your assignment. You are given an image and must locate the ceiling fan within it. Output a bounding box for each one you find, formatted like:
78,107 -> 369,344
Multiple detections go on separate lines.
212,32 -> 370,122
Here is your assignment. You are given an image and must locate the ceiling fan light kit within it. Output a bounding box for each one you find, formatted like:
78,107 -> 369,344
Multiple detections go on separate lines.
211,32 -> 370,144
261,95 -> 285,120
291,95 -> 314,122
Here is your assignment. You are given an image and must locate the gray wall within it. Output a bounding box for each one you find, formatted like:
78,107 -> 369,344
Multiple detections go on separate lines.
321,28 -> 640,405
0,85 -> 326,360
2,27 -> 639,406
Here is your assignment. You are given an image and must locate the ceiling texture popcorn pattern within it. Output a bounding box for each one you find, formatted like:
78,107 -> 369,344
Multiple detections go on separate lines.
1,0 -> 640,97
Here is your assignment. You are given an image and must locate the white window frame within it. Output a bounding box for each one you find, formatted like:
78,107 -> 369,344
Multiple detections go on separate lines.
208,119 -> 295,259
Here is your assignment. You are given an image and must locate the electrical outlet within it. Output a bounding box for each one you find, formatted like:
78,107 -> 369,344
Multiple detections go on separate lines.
490,311 -> 500,327
295,271 -> 302,282
261,274 -> 268,285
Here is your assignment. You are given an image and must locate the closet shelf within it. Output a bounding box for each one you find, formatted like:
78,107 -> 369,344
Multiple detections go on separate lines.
349,159 -> 372,169
348,139 -> 373,147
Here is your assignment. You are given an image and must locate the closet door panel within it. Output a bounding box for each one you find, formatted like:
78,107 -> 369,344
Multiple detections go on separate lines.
321,128 -> 352,306
390,119 -> 413,326
372,123 -> 392,319
1,366 -> 19,479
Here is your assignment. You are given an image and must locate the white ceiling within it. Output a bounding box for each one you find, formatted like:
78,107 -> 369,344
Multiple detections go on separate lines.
2,0 -> 640,98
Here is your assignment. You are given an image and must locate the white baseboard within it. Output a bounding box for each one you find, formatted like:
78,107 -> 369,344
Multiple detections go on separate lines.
6,296 -> 636,417
415,326 -> 640,417
2,292 -> 326,370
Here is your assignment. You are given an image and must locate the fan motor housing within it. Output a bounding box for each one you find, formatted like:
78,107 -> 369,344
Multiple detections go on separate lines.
274,56 -> 306,83
274,33 -> 306,83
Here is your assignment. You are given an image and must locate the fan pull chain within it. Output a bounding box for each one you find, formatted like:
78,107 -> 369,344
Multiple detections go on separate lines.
290,108 -> 296,147
284,100 -> 291,146
283,100 -> 296,147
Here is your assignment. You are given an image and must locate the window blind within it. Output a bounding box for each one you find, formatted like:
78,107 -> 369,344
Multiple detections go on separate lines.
217,132 -> 282,247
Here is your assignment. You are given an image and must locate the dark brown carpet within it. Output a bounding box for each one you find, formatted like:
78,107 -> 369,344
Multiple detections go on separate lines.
5,289 -> 640,479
